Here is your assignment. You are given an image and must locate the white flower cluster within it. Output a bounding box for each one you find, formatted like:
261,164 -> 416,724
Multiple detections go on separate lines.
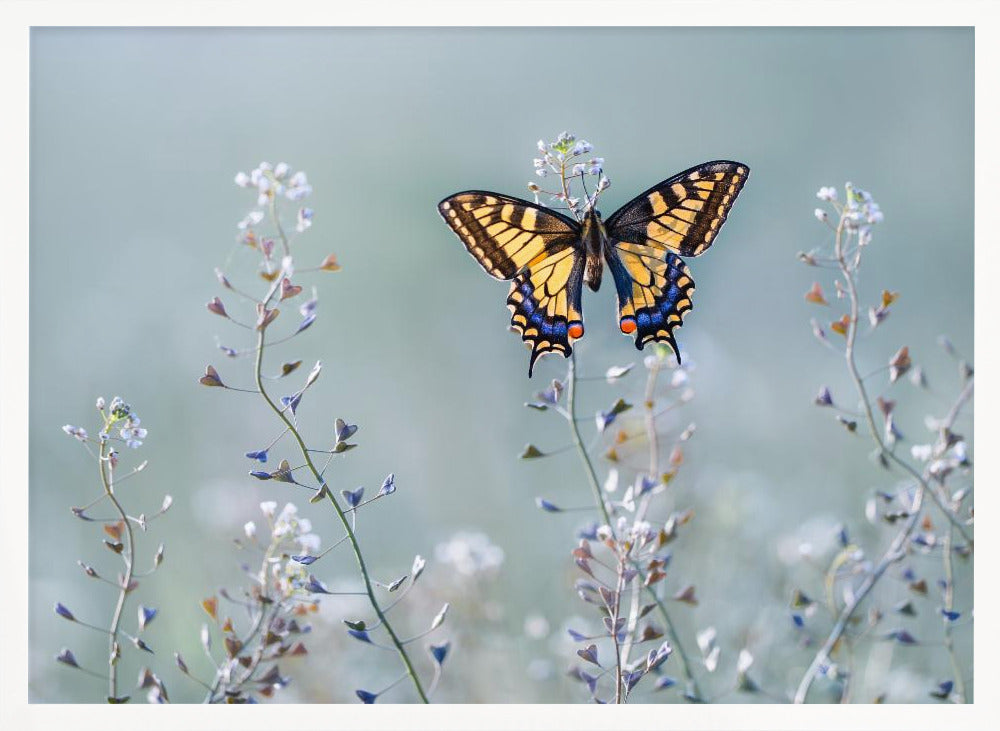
528,132 -> 611,216
234,162 -> 315,237
252,501 -> 322,556
235,162 -> 313,205
814,182 -> 884,245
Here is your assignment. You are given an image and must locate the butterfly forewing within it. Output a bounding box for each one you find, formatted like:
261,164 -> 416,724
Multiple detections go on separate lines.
438,192 -> 587,375
438,192 -> 580,280
604,161 -> 749,257
604,161 -> 749,355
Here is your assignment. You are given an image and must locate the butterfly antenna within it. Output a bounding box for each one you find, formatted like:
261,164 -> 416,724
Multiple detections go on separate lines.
579,170 -> 593,211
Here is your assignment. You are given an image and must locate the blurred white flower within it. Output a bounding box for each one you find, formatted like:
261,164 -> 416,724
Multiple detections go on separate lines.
524,614 -> 550,639
435,531 -> 504,576
297,532 -> 321,555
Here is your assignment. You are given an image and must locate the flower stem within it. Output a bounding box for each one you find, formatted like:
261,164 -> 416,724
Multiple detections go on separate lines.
253,329 -> 429,702
565,351 -> 702,700
794,211 -> 973,703
98,441 -> 135,702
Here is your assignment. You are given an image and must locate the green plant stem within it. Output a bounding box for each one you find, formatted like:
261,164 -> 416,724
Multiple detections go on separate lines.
941,524 -> 966,703
203,540 -> 278,703
834,220 -> 971,544
611,553 -> 626,704
98,440 -> 136,702
565,351 -> 702,701
795,213 -> 973,703
567,352 -> 613,528
253,329 -> 429,703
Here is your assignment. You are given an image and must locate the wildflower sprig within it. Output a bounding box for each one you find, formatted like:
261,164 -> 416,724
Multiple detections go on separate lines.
528,131 -> 610,220
201,162 -> 444,702
518,135 -> 723,703
182,501 -> 318,703
58,397 -> 170,703
793,183 -> 973,703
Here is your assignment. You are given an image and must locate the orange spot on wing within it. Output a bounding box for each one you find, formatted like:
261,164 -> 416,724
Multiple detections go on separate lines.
568,323 -> 584,339
620,317 -> 637,334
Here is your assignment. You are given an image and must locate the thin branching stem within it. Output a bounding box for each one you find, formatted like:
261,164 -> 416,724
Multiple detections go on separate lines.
567,352 -> 613,529
565,351 -> 702,700
941,524 -> 966,702
240,198 -> 431,702
252,328 -> 429,703
611,553 -> 626,704
98,440 -> 135,702
794,494 -> 922,703
794,212 -> 973,703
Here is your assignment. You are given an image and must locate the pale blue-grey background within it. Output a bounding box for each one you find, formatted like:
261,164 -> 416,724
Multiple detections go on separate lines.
30,27 -> 973,703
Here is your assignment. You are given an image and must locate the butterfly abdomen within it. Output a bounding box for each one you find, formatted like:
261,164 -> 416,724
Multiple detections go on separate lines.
581,210 -> 605,292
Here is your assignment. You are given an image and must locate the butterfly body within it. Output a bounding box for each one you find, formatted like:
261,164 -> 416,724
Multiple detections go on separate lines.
580,208 -> 606,292
439,160 -> 748,376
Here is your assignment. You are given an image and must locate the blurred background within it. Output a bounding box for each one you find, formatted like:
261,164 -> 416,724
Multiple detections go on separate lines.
29,27 -> 973,703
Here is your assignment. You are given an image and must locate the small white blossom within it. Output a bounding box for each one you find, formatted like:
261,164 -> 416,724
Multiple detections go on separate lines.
244,521 -> 257,539
260,500 -> 277,519
62,425 -> 88,441
296,207 -> 314,233
814,208 -> 828,222
273,162 -> 289,179
234,171 -> 251,187
273,503 -> 299,538
297,532 -> 321,555
237,210 -> 264,230
816,186 -> 837,201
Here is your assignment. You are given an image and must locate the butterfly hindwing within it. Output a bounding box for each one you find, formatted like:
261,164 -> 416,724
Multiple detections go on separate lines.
438,192 -> 587,376
438,192 -> 579,280
606,244 -> 695,353
604,161 -> 748,356
604,161 -> 749,257
507,247 -> 586,376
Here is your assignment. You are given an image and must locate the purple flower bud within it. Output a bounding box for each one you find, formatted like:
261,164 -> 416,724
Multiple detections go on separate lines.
245,449 -> 269,463
429,641 -> 450,665
347,629 -> 372,643
536,498 -> 561,513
